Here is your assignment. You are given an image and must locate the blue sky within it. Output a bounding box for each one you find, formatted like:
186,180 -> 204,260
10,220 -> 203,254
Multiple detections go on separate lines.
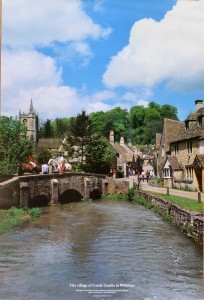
2,0 -> 204,121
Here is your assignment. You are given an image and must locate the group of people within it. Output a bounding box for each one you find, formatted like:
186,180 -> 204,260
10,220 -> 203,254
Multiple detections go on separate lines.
140,169 -> 151,182
28,154 -> 71,175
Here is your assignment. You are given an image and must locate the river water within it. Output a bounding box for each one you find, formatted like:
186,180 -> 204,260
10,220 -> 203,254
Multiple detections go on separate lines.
0,200 -> 203,300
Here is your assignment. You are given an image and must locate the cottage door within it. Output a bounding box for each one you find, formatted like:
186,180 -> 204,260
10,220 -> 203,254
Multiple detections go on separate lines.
194,167 -> 202,192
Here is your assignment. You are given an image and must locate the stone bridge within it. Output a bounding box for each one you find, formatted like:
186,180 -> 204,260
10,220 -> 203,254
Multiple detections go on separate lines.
0,173 -> 108,209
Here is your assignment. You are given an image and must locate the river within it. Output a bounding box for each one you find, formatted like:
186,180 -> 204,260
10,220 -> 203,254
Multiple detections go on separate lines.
0,200 -> 203,300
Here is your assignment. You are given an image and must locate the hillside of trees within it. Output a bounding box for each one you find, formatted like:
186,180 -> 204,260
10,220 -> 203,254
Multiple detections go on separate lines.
39,101 -> 178,145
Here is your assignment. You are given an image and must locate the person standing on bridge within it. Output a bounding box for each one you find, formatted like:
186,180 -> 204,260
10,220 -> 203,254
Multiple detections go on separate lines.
41,163 -> 49,174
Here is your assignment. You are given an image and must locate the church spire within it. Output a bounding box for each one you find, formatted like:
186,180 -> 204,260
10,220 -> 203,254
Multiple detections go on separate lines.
29,99 -> 34,113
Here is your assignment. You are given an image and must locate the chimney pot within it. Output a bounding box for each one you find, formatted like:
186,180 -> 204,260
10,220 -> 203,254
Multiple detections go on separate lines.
195,99 -> 203,111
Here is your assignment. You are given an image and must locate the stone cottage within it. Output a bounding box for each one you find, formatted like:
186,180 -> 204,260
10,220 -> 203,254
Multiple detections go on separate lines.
156,99 -> 204,191
109,131 -> 142,177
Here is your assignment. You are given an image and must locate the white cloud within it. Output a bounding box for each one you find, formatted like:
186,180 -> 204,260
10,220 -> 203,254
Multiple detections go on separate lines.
103,0 -> 204,91
91,90 -> 117,102
3,50 -> 61,91
3,0 -> 111,49
1,0 -> 113,119
86,102 -> 114,114
1,49 -> 117,119
19,86 -> 83,120
122,92 -> 149,107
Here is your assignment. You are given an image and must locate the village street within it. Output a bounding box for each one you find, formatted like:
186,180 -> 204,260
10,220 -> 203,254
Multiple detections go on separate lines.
125,176 -> 204,203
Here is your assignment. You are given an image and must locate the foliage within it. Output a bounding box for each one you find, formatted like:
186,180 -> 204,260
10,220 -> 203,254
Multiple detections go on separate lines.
142,191 -> 203,213
126,187 -> 137,201
131,195 -> 154,209
0,207 -> 42,232
0,117 -> 33,175
81,197 -> 92,202
83,135 -> 116,174
66,110 -> 93,166
27,207 -> 42,219
150,177 -> 164,187
39,119 -> 53,138
39,101 -> 178,145
101,193 -> 127,201
35,148 -> 52,164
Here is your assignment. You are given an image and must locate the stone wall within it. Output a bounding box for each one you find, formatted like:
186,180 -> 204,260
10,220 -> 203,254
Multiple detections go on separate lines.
0,177 -> 20,208
105,177 -> 130,194
137,191 -> 203,246
0,173 -> 106,209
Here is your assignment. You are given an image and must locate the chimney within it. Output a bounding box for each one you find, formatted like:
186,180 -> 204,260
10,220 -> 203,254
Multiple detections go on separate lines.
195,99 -> 203,111
109,130 -> 114,143
120,137 -> 124,145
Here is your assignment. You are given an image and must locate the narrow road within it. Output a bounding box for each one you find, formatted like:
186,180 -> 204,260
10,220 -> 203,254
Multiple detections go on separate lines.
127,176 -> 204,202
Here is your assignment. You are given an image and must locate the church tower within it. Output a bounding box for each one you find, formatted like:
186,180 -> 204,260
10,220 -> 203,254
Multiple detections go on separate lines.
19,99 -> 38,142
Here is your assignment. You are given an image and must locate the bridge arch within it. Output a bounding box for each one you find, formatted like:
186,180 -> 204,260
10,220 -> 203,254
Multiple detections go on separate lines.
59,189 -> 83,204
90,189 -> 101,200
28,195 -> 50,208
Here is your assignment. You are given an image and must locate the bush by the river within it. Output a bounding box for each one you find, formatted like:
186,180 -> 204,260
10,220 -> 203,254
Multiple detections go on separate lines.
0,207 -> 42,233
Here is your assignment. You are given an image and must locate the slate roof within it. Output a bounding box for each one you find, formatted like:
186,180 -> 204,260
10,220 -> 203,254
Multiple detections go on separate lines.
174,106 -> 204,142
174,123 -> 204,142
185,107 -> 204,120
185,112 -> 198,121
37,138 -> 63,150
194,154 -> 204,168
164,155 -> 184,170
112,143 -> 134,162
169,155 -> 184,170
162,118 -> 184,152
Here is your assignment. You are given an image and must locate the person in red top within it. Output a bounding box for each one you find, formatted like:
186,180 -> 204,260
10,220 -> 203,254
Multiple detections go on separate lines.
60,162 -> 66,173
112,169 -> 117,178
28,154 -> 38,167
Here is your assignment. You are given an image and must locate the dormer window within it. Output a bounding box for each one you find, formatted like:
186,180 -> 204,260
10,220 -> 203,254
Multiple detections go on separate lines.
187,141 -> 193,154
198,116 -> 202,127
174,143 -> 179,155
185,120 -> 189,130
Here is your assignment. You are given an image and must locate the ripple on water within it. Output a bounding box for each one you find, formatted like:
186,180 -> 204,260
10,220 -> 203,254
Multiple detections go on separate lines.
0,200 -> 203,300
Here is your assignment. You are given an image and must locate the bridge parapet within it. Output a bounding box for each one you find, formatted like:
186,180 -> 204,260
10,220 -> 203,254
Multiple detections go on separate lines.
0,173 -> 106,209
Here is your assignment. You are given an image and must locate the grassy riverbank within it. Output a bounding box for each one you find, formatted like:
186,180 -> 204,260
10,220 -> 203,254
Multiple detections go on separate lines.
0,207 -> 42,233
102,189 -> 203,214
143,191 -> 203,214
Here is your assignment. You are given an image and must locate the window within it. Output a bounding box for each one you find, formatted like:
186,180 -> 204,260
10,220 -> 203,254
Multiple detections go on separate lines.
186,167 -> 193,179
163,167 -> 172,178
185,120 -> 189,130
174,143 -> 179,155
198,116 -> 202,127
187,141 -> 193,154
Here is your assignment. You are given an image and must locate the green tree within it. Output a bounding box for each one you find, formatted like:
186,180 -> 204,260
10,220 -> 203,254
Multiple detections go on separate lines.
130,105 -> 146,128
0,117 -> 33,175
53,118 -> 70,137
90,111 -> 106,135
39,119 -> 53,138
102,107 -> 130,141
83,136 -> 116,174
142,102 -> 178,144
67,110 -> 93,167
161,104 -> 178,120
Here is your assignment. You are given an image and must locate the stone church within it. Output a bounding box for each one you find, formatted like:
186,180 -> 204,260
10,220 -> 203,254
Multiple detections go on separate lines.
19,99 -> 38,142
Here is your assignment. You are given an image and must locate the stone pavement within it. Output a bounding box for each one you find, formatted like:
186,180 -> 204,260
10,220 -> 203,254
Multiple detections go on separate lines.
126,176 -> 204,203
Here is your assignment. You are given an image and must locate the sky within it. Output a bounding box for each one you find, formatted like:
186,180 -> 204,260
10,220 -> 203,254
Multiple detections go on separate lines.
2,0 -> 204,122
